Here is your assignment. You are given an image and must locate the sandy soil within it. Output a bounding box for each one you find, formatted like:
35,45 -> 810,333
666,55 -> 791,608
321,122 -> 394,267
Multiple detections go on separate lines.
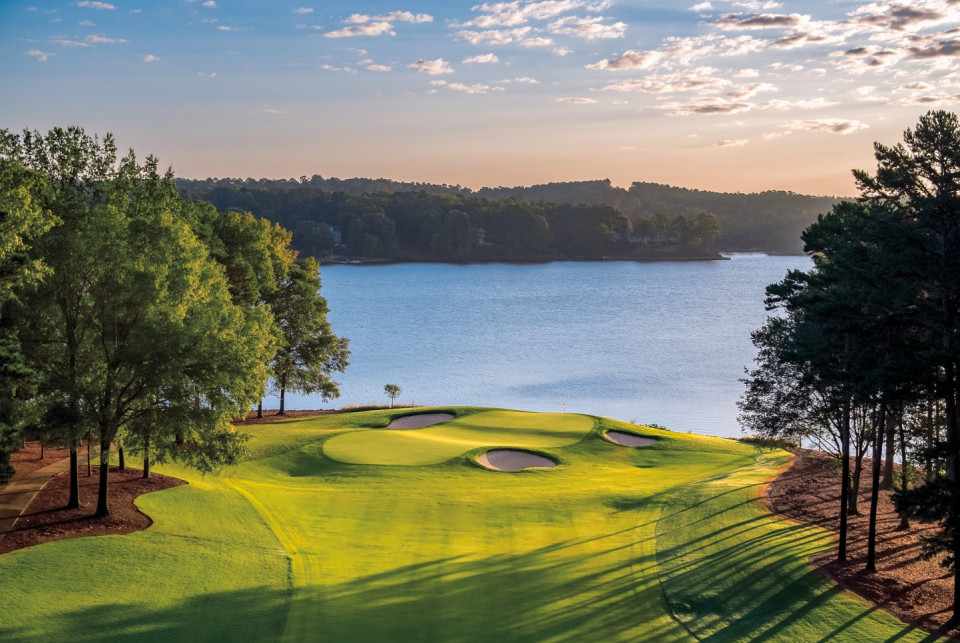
235,409 -> 340,425
0,466 -> 185,555
386,413 -> 455,430
476,450 -> 556,472
604,431 -> 656,447
768,450 -> 960,639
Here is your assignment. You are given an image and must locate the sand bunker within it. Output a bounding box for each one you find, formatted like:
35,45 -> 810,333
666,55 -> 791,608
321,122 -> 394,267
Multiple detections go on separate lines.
604,431 -> 656,447
386,413 -> 455,430
476,450 -> 556,472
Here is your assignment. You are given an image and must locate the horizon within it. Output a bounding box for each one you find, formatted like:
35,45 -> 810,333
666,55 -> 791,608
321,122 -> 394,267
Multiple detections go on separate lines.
3,1 -> 958,197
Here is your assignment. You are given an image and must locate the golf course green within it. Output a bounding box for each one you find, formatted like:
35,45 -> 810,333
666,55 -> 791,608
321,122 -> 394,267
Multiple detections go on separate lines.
0,407 -> 941,641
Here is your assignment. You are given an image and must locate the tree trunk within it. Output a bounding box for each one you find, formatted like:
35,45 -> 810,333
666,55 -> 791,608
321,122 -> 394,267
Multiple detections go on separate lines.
867,402 -> 886,571
142,434 -> 150,480
898,418 -> 911,530
882,415 -> 895,489
39,442 -> 44,460
67,447 -> 80,509
926,399 -> 935,484
849,454 -> 862,515
279,387 -> 286,416
257,399 -> 263,419
95,439 -> 110,517
86,435 -> 92,477
946,361 -> 959,620
117,445 -> 125,470
839,400 -> 851,562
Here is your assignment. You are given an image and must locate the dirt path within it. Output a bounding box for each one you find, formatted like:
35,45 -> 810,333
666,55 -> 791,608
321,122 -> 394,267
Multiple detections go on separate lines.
0,456 -> 75,538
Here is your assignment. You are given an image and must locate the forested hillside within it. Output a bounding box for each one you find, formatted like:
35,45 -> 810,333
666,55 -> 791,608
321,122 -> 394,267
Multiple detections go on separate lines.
176,176 -> 840,260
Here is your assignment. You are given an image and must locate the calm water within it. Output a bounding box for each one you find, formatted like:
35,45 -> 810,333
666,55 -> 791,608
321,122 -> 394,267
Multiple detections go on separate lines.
283,254 -> 811,438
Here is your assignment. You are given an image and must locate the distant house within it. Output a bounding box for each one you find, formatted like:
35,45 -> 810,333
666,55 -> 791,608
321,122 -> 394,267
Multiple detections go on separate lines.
329,226 -> 343,245
472,227 -> 487,245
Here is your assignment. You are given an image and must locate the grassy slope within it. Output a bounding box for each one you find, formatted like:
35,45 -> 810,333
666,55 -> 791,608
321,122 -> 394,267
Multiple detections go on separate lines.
0,407 -> 940,642
321,409 -> 594,465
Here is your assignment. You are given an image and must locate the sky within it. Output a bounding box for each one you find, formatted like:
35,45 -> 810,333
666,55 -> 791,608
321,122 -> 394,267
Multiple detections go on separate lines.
2,1 -> 959,196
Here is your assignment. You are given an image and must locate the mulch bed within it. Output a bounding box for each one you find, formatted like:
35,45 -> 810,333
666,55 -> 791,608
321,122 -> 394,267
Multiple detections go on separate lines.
235,409 -> 340,425
10,441 -> 77,482
768,450 -> 959,639
0,466 -> 185,555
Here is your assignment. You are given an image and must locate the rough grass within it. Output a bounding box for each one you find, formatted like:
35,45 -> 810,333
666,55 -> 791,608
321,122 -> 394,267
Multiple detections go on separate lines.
0,407 -> 941,642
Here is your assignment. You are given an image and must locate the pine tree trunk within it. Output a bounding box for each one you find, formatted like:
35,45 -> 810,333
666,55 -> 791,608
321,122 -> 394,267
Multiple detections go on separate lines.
881,412 -> 895,489
95,439 -> 110,517
40,442 -> 44,460
279,387 -> 286,416
898,419 -> 911,530
839,400 -> 851,562
118,445 -> 125,470
849,455 -> 862,515
67,447 -> 80,509
142,435 -> 150,479
257,399 -> 263,419
86,435 -> 92,477
867,402 -> 886,571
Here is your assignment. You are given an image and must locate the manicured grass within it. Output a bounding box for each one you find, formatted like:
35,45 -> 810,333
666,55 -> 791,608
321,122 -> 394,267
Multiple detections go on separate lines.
322,409 -> 595,465
0,407 -> 941,641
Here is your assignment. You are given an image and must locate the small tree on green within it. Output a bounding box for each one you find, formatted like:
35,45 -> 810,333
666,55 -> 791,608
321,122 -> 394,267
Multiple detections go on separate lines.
384,384 -> 401,408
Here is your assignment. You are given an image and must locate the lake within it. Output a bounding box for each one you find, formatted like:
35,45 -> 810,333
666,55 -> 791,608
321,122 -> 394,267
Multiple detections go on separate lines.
282,254 -> 812,439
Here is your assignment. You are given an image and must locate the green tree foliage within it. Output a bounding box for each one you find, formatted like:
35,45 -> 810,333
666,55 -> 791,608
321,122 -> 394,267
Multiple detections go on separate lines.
0,157 -> 56,483
743,111 -> 960,612
3,127 -> 277,515
178,176 -> 834,255
271,256 -> 349,415
384,384 -> 401,408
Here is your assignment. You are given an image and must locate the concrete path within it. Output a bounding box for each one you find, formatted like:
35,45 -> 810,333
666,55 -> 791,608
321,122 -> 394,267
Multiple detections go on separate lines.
0,456 -> 74,538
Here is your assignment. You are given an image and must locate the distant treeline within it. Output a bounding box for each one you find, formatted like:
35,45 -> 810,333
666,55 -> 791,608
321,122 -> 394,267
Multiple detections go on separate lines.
176,176 -> 840,260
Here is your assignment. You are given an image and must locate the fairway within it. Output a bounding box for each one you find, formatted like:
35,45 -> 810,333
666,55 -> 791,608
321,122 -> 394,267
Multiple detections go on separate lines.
0,408 -> 941,642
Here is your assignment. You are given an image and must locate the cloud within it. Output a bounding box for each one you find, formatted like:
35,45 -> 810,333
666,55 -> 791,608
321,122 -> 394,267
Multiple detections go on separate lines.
661,97 -> 753,115
79,19 -> 94,26
408,58 -> 454,74
447,82 -> 503,94
601,68 -> 729,93
465,1 -> 608,28
557,97 -> 597,103
27,49 -> 52,61
325,22 -> 395,38
690,2 -> 713,11
587,49 -> 661,70
711,13 -> 808,29
759,97 -> 838,110
783,118 -> 868,134
725,81 -> 777,99
198,71 -> 217,78
464,53 -> 500,63
547,16 -> 626,39
734,68 -> 760,77
141,54 -> 159,62
458,26 -> 533,45
320,64 -> 356,73
75,1 -> 115,8
512,76 -> 540,83
293,7 -> 313,14
345,11 -> 433,24
85,34 -> 127,44
715,139 -> 749,147
201,0 -> 216,7
366,64 -> 391,71
891,92 -> 960,106
263,108 -> 286,115
53,39 -> 90,47
908,38 -> 960,60
847,4 -> 949,32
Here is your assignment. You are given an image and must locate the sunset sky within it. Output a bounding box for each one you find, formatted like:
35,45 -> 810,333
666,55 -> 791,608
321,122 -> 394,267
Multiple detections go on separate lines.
2,0 -> 959,196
